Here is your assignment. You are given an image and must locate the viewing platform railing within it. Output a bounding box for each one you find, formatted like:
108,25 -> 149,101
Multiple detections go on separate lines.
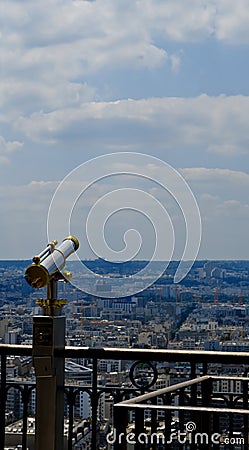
1,345 -> 249,449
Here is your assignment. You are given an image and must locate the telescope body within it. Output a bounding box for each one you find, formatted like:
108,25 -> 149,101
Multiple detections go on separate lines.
25,236 -> 79,288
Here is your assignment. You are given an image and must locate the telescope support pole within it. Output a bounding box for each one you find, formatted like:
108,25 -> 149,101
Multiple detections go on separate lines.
32,278 -> 66,450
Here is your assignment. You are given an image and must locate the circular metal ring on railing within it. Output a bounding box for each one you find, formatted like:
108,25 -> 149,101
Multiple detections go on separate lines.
129,360 -> 158,389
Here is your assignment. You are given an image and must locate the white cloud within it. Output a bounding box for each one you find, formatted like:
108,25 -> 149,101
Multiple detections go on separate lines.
178,167 -> 249,259
180,167 -> 249,203
0,180 -> 59,257
0,79 -> 96,118
3,0 -> 248,57
1,164 -> 249,259
1,0 -> 169,79
1,0 -> 172,121
2,0 -> 249,125
181,167 -> 249,188
14,95 -> 249,160
2,0 -> 249,86
139,0 -> 216,42
215,0 -> 249,44
0,136 -> 23,163
0,180 -> 58,210
1,0 -> 249,259
170,54 -> 181,73
180,167 -> 249,245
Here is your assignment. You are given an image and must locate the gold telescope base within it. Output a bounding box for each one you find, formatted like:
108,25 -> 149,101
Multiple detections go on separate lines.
36,299 -> 67,316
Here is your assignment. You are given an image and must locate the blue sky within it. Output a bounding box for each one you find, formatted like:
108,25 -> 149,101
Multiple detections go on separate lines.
1,0 -> 249,261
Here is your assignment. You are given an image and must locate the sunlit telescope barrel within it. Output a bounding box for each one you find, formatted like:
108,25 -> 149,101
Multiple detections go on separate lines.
25,236 -> 79,288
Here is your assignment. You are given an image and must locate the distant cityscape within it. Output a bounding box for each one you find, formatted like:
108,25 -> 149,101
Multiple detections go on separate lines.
1,258 -> 249,448
2,258 -> 249,349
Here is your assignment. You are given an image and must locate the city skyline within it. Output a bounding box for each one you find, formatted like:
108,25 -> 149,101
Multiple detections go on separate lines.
1,1 -> 249,261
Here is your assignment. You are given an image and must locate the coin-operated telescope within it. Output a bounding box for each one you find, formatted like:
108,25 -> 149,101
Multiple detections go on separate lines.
25,236 -> 79,315
25,236 -> 79,450
25,235 -> 79,289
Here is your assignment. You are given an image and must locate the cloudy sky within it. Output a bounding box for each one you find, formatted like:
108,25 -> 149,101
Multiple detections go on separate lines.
1,0 -> 249,262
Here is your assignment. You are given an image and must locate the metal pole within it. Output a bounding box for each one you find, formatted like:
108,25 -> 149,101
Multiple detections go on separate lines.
32,278 -> 66,450
91,357 -> 98,450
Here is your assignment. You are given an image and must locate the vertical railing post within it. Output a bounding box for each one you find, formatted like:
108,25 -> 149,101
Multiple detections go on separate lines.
91,357 -> 98,450
243,379 -> 248,449
151,397 -> 157,450
190,362 -> 197,401
178,389 -> 185,449
163,393 -> 172,449
190,361 -> 198,439
200,377 -> 212,449
212,411 -> 220,450
227,394 -> 234,450
203,361 -> 208,376
66,387 -> 77,450
0,353 -> 6,450
134,408 -> 144,450
21,384 -> 31,450
113,405 -> 128,450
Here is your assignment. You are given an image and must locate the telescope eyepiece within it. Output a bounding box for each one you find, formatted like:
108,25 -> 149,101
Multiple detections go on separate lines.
63,235 -> 79,251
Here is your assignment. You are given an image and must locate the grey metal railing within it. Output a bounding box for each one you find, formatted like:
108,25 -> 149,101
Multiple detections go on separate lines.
1,344 -> 249,449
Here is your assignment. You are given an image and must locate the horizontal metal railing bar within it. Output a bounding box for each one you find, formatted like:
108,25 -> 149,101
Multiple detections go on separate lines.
63,346 -> 249,363
4,376 -> 248,392
115,404 -> 249,414
115,375 -> 211,404
0,344 -> 32,356
1,344 -> 249,365
212,375 -> 249,381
